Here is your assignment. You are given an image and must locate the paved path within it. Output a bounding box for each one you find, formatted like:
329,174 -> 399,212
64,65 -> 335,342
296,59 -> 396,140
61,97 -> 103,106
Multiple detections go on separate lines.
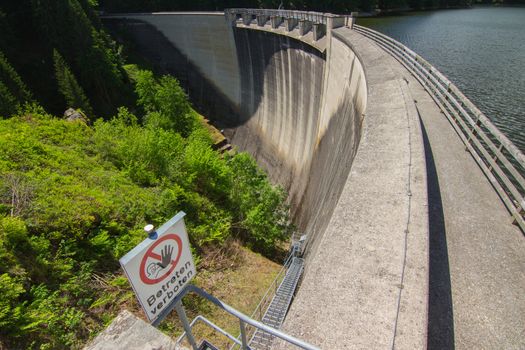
395,57 -> 525,350
276,27 -> 524,349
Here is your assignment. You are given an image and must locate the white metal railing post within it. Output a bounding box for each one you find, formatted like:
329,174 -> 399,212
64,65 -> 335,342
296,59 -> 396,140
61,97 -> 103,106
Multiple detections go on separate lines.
239,320 -> 248,350
353,24 -> 525,232
175,300 -> 199,350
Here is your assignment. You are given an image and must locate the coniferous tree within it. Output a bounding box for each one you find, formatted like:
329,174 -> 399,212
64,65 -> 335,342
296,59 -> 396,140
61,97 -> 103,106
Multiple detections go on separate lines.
0,51 -> 32,117
31,0 -> 130,116
0,81 -> 18,117
53,49 -> 94,117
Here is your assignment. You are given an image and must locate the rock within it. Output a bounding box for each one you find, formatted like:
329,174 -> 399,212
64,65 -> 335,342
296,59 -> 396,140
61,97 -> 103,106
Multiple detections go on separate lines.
64,108 -> 88,123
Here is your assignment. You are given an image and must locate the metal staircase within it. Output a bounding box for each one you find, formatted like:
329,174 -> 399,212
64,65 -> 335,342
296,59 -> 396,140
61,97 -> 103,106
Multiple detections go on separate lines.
176,236 -> 309,350
248,256 -> 305,350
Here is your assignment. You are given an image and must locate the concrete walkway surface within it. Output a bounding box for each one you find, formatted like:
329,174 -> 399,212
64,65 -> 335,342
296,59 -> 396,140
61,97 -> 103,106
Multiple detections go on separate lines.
276,27 -> 525,350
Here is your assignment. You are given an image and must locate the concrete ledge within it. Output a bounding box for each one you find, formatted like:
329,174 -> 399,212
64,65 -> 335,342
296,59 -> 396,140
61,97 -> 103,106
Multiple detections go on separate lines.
83,310 -> 185,350
312,24 -> 325,41
298,20 -> 312,36
256,14 -> 269,26
271,16 -> 283,29
275,27 -> 429,349
285,18 -> 298,31
235,22 -> 327,52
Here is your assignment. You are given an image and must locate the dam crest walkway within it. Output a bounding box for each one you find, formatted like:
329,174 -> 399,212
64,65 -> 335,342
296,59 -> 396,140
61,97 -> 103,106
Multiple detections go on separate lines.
275,27 -> 524,350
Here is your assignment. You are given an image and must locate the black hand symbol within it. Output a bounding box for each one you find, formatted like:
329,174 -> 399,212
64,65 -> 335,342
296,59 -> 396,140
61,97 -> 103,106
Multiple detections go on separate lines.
157,245 -> 173,268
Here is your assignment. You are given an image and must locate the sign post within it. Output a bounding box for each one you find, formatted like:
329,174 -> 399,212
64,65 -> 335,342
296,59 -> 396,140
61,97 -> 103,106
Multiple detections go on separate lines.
119,212 -> 197,327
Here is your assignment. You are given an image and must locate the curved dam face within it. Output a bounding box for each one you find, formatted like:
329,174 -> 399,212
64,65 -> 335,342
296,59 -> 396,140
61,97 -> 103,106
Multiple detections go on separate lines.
103,14 -> 367,251
231,27 -> 366,245
102,12 -> 432,349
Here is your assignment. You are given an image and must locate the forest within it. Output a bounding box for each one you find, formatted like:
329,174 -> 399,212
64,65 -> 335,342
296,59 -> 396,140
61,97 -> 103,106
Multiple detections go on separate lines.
99,0 -> 524,15
0,1 -> 292,348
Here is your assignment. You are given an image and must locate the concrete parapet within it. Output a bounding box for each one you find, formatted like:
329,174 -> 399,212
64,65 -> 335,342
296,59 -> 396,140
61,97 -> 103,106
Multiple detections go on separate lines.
298,20 -> 312,36
271,15 -> 283,29
256,14 -> 268,26
242,13 -> 252,25
312,23 -> 325,41
348,12 -> 358,28
285,17 -> 298,31
330,16 -> 346,29
346,16 -> 355,29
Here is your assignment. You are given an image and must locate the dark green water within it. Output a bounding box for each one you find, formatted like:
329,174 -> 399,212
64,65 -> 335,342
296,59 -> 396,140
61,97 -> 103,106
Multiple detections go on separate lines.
359,7 -> 525,152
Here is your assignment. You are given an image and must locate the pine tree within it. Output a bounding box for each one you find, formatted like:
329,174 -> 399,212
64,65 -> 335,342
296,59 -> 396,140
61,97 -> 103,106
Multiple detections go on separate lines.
0,51 -> 32,117
0,81 -> 18,117
53,49 -> 94,117
0,51 -> 32,102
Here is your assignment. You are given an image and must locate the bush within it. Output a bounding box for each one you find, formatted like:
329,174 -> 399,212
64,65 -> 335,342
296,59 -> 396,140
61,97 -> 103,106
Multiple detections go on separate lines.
135,70 -> 197,136
228,153 -> 292,251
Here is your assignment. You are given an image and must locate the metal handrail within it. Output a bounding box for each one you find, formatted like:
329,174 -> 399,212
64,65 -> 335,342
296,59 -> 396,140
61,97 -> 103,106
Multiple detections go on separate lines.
250,251 -> 294,320
175,247 -> 301,350
228,249 -> 297,349
162,284 -> 319,350
353,24 -> 525,231
176,315 -> 243,347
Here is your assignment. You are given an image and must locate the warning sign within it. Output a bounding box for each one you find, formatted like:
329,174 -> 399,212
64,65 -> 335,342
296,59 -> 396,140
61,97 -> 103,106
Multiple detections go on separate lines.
139,234 -> 183,285
119,212 -> 196,322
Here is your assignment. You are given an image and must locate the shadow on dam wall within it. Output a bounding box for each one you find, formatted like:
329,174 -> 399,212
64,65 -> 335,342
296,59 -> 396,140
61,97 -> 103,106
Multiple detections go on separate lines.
103,19 -> 243,127
103,17 -> 365,253
229,28 -> 327,227
228,28 -> 365,247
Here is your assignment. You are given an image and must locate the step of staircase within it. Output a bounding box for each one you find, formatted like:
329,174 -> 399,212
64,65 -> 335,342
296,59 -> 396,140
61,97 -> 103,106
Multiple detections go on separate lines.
248,257 -> 304,350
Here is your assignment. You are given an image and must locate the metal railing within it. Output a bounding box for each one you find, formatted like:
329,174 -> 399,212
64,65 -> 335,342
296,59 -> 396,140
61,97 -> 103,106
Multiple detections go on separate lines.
353,24 -> 525,231
165,284 -> 319,350
248,250 -> 295,322
232,249 -> 298,349
177,315 -> 244,347
174,242 -> 303,350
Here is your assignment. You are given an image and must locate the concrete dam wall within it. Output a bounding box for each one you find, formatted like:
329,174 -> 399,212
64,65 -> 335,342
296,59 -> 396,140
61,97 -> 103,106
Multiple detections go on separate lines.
104,13 -> 367,251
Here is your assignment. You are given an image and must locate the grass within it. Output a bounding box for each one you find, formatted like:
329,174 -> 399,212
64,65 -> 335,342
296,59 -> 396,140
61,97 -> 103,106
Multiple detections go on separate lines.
198,114 -> 226,146
175,242 -> 282,348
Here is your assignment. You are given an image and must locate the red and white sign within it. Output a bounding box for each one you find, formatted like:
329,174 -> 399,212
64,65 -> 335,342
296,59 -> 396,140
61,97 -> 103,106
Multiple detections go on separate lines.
119,212 -> 196,322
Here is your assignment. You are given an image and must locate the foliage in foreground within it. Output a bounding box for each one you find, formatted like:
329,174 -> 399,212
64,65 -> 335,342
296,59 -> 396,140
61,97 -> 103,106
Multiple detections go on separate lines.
0,72 -> 291,349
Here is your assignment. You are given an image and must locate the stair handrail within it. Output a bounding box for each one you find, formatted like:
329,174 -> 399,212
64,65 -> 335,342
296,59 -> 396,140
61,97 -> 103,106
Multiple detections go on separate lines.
168,284 -> 319,350
176,315 -> 244,347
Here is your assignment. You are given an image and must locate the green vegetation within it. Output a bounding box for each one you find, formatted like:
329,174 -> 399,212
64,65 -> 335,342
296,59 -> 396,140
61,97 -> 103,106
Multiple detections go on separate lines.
53,50 -> 94,117
0,71 -> 291,348
100,0 -> 525,14
0,52 -> 32,116
0,2 -> 292,348
0,0 -> 132,117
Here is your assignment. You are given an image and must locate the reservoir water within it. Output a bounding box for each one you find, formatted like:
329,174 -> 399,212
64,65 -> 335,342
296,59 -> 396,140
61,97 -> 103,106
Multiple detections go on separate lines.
358,7 -> 525,152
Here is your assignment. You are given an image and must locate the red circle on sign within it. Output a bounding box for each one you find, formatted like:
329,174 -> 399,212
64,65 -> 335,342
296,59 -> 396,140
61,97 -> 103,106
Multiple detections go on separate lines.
139,234 -> 183,285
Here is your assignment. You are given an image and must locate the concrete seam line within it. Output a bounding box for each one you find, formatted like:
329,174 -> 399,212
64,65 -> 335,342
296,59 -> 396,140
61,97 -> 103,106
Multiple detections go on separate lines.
391,78 -> 414,350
